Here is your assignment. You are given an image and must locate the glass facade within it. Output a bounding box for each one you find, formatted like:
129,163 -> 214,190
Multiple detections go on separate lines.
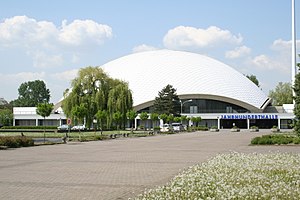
139,99 -> 249,114
182,99 -> 249,113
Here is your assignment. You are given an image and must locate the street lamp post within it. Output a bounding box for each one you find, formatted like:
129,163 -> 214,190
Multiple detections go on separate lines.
180,99 -> 192,115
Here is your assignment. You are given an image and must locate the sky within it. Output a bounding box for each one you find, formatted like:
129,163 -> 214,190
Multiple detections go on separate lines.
0,0 -> 299,104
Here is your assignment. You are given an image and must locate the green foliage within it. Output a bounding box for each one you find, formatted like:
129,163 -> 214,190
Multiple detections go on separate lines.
251,134 -> 300,145
196,126 -> 209,131
71,103 -> 87,125
0,109 -> 13,126
1,126 -> 56,129
0,136 -> 34,148
191,116 -> 202,126
294,60 -> 300,136
150,113 -> 159,128
139,112 -> 148,130
95,110 -> 107,130
269,82 -> 293,106
159,113 -> 168,124
126,110 -> 137,132
62,66 -> 133,130
36,103 -> 53,119
12,80 -> 50,107
245,74 -> 260,87
173,116 -> 181,123
166,114 -> 174,124
153,84 -> 180,115
112,111 -> 122,130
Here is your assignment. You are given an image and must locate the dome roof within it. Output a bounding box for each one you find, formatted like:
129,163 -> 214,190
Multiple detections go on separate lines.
102,49 -> 269,112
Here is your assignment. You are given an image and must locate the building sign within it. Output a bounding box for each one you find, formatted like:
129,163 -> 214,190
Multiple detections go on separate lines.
220,114 -> 278,120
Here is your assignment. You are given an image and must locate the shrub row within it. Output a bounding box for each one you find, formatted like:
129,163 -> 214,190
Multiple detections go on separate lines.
1,126 -> 57,130
0,136 -> 34,148
251,134 -> 300,145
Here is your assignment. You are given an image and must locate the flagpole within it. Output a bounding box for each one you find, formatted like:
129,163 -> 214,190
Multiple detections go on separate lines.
292,0 -> 296,103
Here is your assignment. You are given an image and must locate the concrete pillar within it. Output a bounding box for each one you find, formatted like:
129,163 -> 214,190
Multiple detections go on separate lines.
278,118 -> 281,129
36,119 -> 38,126
217,117 -> 220,129
247,119 -> 250,129
134,117 -> 137,130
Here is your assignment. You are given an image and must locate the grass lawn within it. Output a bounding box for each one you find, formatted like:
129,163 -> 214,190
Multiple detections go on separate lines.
135,152 -> 300,200
0,130 -> 154,141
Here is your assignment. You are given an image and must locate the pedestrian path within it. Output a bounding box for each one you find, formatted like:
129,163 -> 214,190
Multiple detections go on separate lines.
0,130 -> 299,200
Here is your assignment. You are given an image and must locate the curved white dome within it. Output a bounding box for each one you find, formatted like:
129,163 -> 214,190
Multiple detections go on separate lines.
102,50 -> 269,111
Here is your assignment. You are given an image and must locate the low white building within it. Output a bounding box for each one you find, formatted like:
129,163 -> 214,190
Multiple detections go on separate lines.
13,107 -> 66,126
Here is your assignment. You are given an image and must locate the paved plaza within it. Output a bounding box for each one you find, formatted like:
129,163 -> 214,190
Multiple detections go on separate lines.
1,130 -> 300,200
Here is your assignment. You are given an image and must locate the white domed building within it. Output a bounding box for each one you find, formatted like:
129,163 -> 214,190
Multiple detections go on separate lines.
101,49 -> 293,129
13,49 -> 294,129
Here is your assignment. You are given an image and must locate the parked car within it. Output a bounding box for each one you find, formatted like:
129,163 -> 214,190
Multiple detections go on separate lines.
57,124 -> 70,132
160,124 -> 173,132
171,123 -> 184,132
71,124 -> 86,131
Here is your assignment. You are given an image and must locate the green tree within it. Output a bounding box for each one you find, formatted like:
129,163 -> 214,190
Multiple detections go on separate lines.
95,110 -> 107,134
166,114 -> 174,124
269,82 -> 293,106
62,66 -> 133,130
71,103 -> 87,125
127,110 -> 137,133
191,116 -> 202,127
113,111 -> 122,131
71,103 -> 87,140
153,84 -> 180,116
150,113 -> 159,130
36,102 -> 53,143
293,58 -> 300,136
0,109 -> 13,126
174,116 -> 181,123
139,112 -> 149,130
12,80 -> 50,107
159,113 -> 168,124
246,74 -> 260,87
107,82 -> 133,130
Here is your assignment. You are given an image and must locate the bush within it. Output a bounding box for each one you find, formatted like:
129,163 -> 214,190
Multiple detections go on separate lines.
251,134 -> 298,145
95,135 -> 108,140
1,126 -> 57,130
196,126 -> 209,131
0,136 -> 34,148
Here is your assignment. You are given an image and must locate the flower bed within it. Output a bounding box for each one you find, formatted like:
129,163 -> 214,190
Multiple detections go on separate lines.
135,153 -> 300,199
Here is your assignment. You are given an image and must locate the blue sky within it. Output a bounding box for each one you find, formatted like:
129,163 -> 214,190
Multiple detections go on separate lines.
0,0 -> 299,103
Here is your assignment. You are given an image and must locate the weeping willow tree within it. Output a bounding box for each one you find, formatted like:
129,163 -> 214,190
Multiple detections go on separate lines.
107,81 -> 133,129
62,66 -> 133,130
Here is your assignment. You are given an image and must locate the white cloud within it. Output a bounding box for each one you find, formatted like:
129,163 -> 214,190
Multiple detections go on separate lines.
31,51 -> 63,68
271,39 -> 300,51
132,44 -> 158,53
250,39 -> 300,72
59,19 -> 112,46
251,54 -> 287,71
51,69 -> 79,81
0,16 -> 113,68
163,26 -> 243,50
225,46 -> 251,59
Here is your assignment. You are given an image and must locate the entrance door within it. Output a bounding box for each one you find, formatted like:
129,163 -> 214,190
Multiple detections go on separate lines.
220,119 -> 247,129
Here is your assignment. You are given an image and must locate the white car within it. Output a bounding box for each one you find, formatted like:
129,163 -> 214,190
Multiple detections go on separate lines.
71,124 -> 86,131
160,124 -> 173,132
171,123 -> 184,132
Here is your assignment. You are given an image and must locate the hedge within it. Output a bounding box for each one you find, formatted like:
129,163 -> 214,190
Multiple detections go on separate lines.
0,136 -> 34,148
